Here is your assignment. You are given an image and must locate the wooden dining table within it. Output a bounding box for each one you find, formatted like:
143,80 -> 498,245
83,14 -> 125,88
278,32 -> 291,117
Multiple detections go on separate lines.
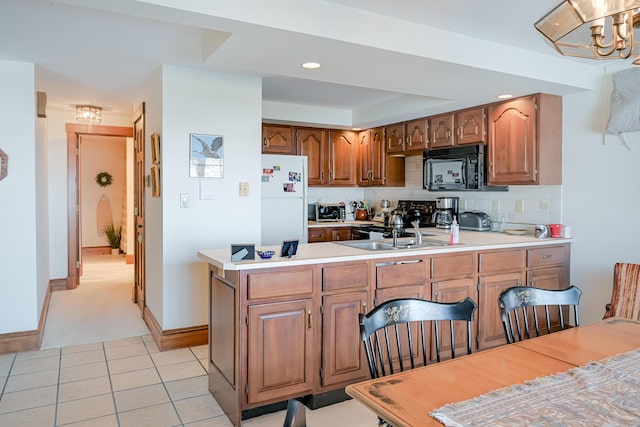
345,317 -> 640,427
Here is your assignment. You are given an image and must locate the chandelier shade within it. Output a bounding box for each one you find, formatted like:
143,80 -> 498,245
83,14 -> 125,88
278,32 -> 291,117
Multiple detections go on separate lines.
535,0 -> 640,64
76,105 -> 102,123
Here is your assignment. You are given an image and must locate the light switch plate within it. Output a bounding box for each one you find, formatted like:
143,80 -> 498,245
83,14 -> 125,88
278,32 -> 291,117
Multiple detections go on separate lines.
239,182 -> 249,196
515,200 -> 524,213
180,193 -> 189,208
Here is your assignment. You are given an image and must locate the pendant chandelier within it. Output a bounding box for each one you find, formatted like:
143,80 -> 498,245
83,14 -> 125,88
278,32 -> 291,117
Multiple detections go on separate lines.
536,0 -> 640,65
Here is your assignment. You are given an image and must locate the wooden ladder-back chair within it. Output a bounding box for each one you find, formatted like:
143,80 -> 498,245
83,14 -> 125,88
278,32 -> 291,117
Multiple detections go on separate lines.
499,286 -> 582,344
604,262 -> 640,321
359,297 -> 477,380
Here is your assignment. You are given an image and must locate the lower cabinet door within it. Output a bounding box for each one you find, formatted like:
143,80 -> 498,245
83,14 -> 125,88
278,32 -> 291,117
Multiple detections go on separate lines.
247,300 -> 313,404
477,272 -> 523,349
321,291 -> 369,387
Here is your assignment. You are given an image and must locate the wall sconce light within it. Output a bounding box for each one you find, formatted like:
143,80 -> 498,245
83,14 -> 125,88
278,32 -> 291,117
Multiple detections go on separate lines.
76,105 -> 102,123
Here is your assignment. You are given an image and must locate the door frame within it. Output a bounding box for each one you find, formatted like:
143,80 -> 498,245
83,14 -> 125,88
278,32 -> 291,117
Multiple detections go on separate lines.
66,123 -> 134,289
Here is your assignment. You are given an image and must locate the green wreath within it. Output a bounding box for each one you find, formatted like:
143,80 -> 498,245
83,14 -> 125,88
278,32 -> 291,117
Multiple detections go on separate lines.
95,171 -> 113,187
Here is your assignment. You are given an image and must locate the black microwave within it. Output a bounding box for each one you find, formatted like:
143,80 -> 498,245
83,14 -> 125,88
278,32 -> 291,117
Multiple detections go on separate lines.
423,144 -> 507,192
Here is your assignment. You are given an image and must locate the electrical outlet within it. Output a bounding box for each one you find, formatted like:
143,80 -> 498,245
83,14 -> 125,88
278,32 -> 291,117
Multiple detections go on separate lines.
515,200 -> 524,213
539,200 -> 549,211
239,182 -> 249,196
180,193 -> 189,208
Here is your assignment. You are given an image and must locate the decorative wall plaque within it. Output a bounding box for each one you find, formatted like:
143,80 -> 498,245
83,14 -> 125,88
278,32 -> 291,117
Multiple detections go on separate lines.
0,149 -> 7,181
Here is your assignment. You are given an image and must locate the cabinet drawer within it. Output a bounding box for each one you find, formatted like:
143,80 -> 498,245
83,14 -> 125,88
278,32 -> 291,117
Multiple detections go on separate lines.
376,258 -> 428,289
479,249 -> 525,274
323,262 -> 369,292
247,268 -> 314,300
431,253 -> 476,279
308,228 -> 327,243
527,246 -> 566,268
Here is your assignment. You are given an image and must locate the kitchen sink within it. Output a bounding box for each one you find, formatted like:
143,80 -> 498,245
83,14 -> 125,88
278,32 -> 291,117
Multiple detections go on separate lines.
338,239 -> 450,251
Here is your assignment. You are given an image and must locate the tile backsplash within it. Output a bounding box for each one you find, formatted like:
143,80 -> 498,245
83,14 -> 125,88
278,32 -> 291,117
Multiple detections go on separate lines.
307,155 -> 563,227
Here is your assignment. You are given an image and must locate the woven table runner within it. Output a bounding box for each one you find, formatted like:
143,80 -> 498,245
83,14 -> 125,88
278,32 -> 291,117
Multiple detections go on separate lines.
430,347 -> 640,426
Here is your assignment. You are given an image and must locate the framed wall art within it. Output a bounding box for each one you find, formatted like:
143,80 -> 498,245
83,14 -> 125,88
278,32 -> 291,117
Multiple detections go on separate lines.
0,149 -> 7,181
190,133 -> 223,178
151,132 -> 161,165
151,166 -> 160,197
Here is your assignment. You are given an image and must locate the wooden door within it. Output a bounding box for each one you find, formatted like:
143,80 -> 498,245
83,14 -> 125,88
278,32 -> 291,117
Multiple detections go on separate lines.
431,277 -> 477,358
487,96 -> 537,184
133,105 -> 145,310
456,107 -> 486,145
357,130 -> 372,186
297,128 -> 327,186
328,130 -> 356,186
369,127 -> 385,186
330,227 -> 351,241
385,123 -> 405,154
262,124 -> 295,154
247,300 -> 314,404
321,291 -> 369,387
429,113 -> 455,149
477,272 -> 523,349
405,118 -> 428,152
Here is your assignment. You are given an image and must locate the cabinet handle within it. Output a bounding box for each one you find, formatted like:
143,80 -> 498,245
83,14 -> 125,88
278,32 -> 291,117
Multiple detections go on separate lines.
307,310 -> 312,330
320,171 -> 324,180
263,138 -> 268,147
362,302 -> 367,314
488,162 -> 495,177
542,254 -> 552,260
375,259 -> 423,267
457,127 -> 461,137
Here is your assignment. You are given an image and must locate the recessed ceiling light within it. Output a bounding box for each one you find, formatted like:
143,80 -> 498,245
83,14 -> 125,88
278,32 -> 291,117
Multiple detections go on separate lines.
352,127 -> 362,131
497,94 -> 513,99
302,62 -> 321,69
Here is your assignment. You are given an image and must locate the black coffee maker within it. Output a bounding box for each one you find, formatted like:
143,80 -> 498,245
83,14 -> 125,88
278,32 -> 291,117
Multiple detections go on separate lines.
432,197 -> 459,229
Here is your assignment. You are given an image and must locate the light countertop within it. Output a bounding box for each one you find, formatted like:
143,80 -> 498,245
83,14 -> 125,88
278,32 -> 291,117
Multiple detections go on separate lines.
308,220 -> 375,228
198,229 -> 573,271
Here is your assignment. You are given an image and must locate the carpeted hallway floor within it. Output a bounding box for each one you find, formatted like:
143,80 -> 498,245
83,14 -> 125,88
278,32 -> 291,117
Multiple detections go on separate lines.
41,254 -> 151,349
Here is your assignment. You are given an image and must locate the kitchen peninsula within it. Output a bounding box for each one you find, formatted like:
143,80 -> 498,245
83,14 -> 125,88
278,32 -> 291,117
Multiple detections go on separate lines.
198,231 -> 572,426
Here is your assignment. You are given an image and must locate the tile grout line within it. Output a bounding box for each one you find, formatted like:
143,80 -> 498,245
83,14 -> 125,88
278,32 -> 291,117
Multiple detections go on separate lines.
53,347 -> 62,427
0,353 -> 17,400
101,340 -> 121,427
144,338 -> 186,426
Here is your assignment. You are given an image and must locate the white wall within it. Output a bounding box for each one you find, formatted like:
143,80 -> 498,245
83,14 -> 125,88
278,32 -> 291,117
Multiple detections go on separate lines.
151,66 -> 262,330
0,60 -> 39,333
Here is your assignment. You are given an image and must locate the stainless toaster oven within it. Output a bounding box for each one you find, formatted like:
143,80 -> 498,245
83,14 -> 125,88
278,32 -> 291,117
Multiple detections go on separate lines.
315,203 -> 345,222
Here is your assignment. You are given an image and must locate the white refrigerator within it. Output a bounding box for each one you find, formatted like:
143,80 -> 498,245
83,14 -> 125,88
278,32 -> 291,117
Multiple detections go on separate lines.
261,154 -> 309,246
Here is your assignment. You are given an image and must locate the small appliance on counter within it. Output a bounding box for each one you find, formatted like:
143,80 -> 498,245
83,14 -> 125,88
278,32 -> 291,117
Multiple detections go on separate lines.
432,197 -> 459,230
459,211 -> 491,231
315,203 -> 345,222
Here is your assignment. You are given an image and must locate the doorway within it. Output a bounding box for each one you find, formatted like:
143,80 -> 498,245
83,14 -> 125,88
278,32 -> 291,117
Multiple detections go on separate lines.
65,123 -> 135,291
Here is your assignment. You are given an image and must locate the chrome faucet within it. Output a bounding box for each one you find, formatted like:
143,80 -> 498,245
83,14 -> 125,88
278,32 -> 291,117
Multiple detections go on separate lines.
411,221 -> 423,244
392,229 -> 398,248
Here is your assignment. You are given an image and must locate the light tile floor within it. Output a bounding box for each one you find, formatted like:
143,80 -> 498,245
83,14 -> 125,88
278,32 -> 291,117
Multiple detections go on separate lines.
0,335 -> 376,426
1,256 -> 377,426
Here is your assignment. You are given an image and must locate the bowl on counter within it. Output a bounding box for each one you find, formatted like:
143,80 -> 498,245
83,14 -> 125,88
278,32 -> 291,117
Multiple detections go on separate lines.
256,250 -> 275,259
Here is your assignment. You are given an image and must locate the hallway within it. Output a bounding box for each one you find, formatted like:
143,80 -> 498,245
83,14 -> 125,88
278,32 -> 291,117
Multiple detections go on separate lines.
41,254 -> 150,349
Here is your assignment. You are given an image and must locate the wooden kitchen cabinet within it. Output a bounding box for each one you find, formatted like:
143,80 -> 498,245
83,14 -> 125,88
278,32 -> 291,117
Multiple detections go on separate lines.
330,227 -> 351,241
246,299 -> 314,404
308,228 -> 327,242
477,249 -> 525,349
456,107 -> 486,145
298,127 -> 328,186
357,128 -> 384,186
429,113 -> 455,149
405,117 -> 429,153
262,124 -> 296,154
328,130 -> 357,186
385,123 -> 405,154
487,94 -> 562,185
431,277 -> 477,359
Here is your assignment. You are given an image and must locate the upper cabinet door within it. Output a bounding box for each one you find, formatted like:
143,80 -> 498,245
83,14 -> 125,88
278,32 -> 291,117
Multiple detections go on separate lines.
487,97 -> 536,184
328,130 -> 356,186
456,107 -> 486,145
262,124 -> 296,154
405,118 -> 428,153
298,127 -> 328,186
357,130 -> 372,186
429,113 -> 455,149
385,123 -> 405,154
369,127 -> 385,186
